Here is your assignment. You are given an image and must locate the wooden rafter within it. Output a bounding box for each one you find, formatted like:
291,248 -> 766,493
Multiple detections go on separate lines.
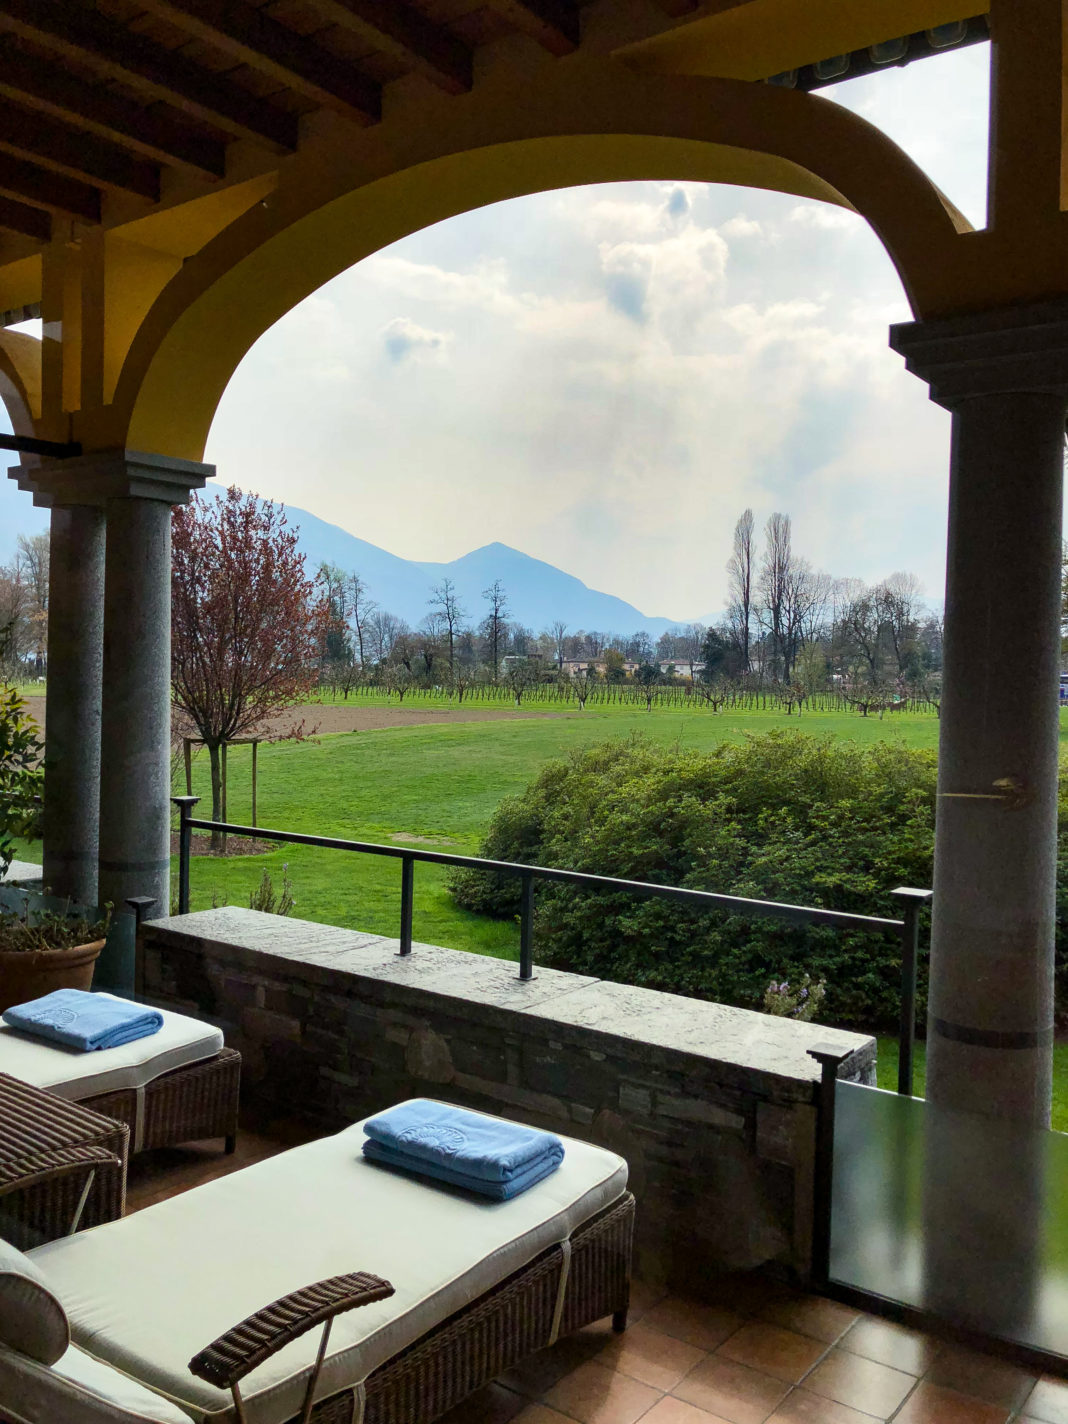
0,151 -> 100,222
479,0 -> 579,56
311,0 -> 472,94
0,38 -> 225,178
0,106 -> 160,201
133,0 -> 381,125
0,194 -> 49,241
0,0 -> 299,151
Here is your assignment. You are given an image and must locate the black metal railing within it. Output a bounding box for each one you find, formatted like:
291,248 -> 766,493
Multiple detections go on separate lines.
172,795 -> 932,1084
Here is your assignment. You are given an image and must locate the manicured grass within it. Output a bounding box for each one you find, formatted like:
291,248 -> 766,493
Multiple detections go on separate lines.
877,1035 -> 1068,1132
173,706 -> 946,953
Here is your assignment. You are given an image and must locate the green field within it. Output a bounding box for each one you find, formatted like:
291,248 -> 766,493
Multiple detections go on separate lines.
174,703 -> 945,946
14,696 -> 1068,1125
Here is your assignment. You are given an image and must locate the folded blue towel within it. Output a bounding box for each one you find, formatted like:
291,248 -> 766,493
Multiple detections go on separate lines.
362,1139 -> 562,1200
364,1101 -> 564,1184
3,990 -> 163,1052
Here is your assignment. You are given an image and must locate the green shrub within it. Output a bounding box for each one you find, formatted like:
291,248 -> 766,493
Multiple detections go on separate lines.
0,686 -> 43,879
450,731 -> 939,1027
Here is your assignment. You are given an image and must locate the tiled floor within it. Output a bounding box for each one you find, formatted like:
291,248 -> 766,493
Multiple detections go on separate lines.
125,1130 -> 1068,1424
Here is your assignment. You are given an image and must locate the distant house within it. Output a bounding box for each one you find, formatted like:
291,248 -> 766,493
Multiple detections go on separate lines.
659,661 -> 705,678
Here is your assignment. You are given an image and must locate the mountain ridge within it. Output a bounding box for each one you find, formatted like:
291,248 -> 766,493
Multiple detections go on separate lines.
0,482 -> 708,635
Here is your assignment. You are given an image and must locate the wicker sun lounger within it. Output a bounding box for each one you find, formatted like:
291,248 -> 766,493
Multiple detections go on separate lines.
0,1102 -> 634,1424
0,997 -> 240,1156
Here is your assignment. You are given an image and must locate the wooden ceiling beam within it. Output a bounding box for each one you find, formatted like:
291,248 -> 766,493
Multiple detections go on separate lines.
0,38 -> 225,178
312,0 -> 471,94
478,0 -> 579,55
0,194 -> 49,242
0,106 -> 160,201
0,0 -> 299,151
133,0 -> 381,124
0,152 -> 100,223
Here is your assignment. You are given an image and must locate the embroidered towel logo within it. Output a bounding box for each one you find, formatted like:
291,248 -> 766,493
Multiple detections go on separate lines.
20,1006 -> 79,1028
397,1124 -> 467,1157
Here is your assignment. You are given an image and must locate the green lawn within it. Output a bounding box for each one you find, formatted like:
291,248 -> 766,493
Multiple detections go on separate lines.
169,705 -> 946,954
877,1036 -> 1068,1132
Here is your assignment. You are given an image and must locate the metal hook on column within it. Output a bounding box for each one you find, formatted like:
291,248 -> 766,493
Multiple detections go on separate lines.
938,776 -> 1031,810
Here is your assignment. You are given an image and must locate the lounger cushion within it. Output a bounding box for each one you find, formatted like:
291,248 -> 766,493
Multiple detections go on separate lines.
0,1238 -> 68,1365
31,1102 -> 627,1424
0,995 -> 223,1101
0,1342 -> 193,1424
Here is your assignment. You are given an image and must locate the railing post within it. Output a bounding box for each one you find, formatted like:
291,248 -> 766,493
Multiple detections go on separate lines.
171,796 -> 199,916
806,1043 -> 852,1287
892,887 -> 933,1096
399,856 -> 414,956
518,871 -> 536,981
126,894 -> 156,998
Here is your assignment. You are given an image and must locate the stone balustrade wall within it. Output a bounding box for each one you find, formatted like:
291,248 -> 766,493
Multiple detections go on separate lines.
140,907 -> 875,1292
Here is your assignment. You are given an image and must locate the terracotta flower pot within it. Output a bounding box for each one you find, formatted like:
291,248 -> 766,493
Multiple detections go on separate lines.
0,939 -> 106,1014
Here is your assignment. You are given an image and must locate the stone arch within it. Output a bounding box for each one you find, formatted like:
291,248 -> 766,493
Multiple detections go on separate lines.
113,67 -> 969,460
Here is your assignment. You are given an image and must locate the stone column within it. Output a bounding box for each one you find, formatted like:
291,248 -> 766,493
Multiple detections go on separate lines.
12,451 -> 210,990
892,299 -> 1068,1127
43,505 -> 105,905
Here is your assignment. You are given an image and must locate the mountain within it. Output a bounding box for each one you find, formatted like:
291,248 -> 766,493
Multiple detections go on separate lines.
285,506 -> 693,636
2,486 -> 697,635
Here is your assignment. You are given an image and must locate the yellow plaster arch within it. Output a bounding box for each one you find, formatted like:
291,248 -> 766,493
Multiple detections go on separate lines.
0,330 -> 41,439
111,65 -> 969,460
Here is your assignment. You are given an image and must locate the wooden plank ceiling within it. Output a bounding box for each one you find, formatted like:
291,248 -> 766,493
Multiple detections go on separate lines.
0,0 -> 594,245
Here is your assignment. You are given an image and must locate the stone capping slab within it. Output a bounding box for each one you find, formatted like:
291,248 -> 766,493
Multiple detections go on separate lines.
144,907 -> 875,1101
0,860 -> 42,886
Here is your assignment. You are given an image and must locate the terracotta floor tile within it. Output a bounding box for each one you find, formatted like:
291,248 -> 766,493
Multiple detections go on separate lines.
802,1348 -> 914,1417
925,1344 -> 1035,1411
671,1354 -> 789,1424
500,1334 -> 611,1398
643,1297 -> 747,1351
439,1383 -> 529,1423
756,1294 -> 860,1345
892,1381 -> 1010,1424
715,1322 -> 827,1384
702,1273 -> 795,1318
629,1280 -> 669,1323
641,1397 -> 735,1424
838,1317 -> 939,1376
764,1386 -> 883,1424
598,1321 -> 707,1391
541,1360 -> 663,1424
513,1407 -> 580,1424
1023,1374 -> 1068,1424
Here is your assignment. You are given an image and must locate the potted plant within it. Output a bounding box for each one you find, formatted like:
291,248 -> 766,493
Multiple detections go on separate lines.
0,685 -> 112,1012
0,901 -> 112,1013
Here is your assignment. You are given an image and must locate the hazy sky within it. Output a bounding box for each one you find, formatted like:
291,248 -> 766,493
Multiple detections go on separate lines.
3,45 -> 990,622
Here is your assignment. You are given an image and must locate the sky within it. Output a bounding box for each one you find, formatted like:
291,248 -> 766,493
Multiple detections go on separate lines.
3,44 -> 991,623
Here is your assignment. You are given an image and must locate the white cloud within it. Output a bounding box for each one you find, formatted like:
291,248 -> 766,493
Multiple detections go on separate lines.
205,49 -> 993,618
381,316 -> 451,363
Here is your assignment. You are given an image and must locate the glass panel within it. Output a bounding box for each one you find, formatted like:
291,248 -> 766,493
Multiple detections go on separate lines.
830,1080 -> 1068,1355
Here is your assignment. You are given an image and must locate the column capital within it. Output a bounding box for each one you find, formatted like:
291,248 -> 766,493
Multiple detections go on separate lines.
8,448 -> 213,509
890,297 -> 1068,409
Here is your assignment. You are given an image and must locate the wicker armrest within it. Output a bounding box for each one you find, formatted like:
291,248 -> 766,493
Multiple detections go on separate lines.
0,1144 -> 121,1197
189,1271 -> 395,1390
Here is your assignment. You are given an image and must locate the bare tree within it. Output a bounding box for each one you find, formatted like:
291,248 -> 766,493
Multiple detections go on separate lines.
347,572 -> 376,667
546,620 -> 568,668
366,610 -> 405,664
878,571 -> 924,688
726,508 -> 755,675
481,579 -> 508,681
757,512 -> 792,680
680,622 -> 706,681
428,577 -> 466,680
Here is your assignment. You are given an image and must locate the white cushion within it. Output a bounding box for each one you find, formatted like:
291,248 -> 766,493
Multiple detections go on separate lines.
0,994 -> 223,1101
0,1237 -> 68,1365
0,1343 -> 193,1424
31,1101 -> 627,1424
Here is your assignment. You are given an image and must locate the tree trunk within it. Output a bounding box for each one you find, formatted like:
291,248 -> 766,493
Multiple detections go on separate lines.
207,739 -> 224,852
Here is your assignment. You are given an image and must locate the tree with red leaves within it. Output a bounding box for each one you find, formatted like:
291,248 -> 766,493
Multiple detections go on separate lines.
172,487 -> 323,849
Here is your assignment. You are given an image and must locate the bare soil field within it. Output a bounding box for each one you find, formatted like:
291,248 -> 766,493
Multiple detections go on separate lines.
23,698 -> 557,738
